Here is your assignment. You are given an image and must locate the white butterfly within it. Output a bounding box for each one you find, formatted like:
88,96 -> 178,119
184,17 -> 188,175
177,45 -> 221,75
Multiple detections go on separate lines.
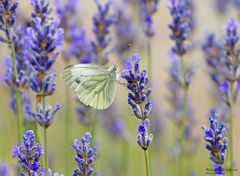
60,64 -> 119,109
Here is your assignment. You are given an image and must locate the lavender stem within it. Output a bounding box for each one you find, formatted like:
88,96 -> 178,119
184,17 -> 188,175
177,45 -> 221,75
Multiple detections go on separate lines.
179,57 -> 188,176
147,38 -> 152,87
140,104 -> 151,176
228,81 -> 234,175
42,97 -> 48,172
144,150 -> 150,176
10,41 -> 22,144
64,86 -> 72,175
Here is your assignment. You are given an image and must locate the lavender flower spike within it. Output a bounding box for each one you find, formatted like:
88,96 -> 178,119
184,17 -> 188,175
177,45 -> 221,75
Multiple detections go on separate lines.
169,0 -> 191,56
30,103 -> 61,128
13,130 -> 43,175
72,132 -> 97,176
25,18 -> 64,73
122,54 -> 152,120
138,119 -> 153,150
91,0 -> 114,63
202,113 -> 227,175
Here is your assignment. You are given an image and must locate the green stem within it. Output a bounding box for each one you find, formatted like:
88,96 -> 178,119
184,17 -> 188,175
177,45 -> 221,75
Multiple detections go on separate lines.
140,104 -> 151,176
120,140 -> 129,176
42,97 -> 48,172
10,41 -> 22,144
228,82 -> 234,175
33,121 -> 40,143
179,57 -> 188,176
147,38 -> 152,87
64,87 -> 72,175
144,150 -> 150,176
44,127 -> 48,172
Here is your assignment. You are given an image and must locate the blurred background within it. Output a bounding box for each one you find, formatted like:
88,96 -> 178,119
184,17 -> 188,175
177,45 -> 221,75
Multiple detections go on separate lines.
0,0 -> 240,175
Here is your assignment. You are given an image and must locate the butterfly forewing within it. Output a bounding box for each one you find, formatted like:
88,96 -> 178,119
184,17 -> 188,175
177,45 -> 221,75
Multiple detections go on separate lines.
60,64 -> 118,109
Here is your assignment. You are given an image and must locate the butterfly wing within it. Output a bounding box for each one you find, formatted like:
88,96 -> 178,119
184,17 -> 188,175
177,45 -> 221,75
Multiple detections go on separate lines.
60,64 -> 117,109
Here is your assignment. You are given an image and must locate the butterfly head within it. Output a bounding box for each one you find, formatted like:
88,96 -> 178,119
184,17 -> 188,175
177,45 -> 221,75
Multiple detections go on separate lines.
112,65 -> 118,72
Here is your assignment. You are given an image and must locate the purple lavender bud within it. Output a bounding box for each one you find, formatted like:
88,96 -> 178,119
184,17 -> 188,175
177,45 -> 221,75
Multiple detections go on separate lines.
123,60 -> 133,71
0,0 -> 18,41
29,103 -> 61,128
202,113 -> 227,165
30,72 -> 56,96
220,81 -> 230,105
72,132 -> 97,176
13,130 -> 43,174
137,119 -> 153,150
31,0 -> 52,24
214,163 -> 225,175
122,54 -> 152,120
144,101 -> 152,118
224,18 -> 239,51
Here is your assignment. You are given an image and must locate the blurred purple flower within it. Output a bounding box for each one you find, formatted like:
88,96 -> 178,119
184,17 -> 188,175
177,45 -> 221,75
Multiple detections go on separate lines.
202,33 -> 224,87
72,132 -> 97,176
140,0 -> 159,37
114,7 -> 138,59
232,0 -> 240,10
91,0 -> 115,64
76,100 -> 92,127
100,104 -> 127,139
0,163 -> 9,176
169,0 -> 192,56
214,0 -> 231,13
66,26 -> 92,63
3,27 -> 33,121
167,52 -> 198,157
0,0 -> 18,42
55,0 -> 79,31
13,130 -> 43,175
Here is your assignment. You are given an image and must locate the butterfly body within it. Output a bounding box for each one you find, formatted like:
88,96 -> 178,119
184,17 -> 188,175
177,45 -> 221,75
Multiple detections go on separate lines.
60,64 -> 118,109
